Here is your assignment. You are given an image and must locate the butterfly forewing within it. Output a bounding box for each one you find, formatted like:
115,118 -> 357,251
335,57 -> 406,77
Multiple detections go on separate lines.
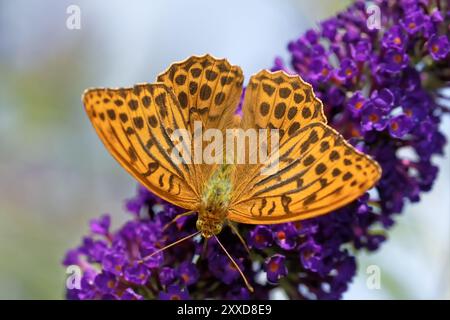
83,84 -> 200,209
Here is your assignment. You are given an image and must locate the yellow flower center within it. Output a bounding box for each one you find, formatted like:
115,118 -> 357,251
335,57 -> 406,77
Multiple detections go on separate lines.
355,101 -> 363,110
393,54 -> 402,63
391,122 -> 399,131
277,231 -> 286,241
269,261 -> 279,273
181,273 -> 190,283
369,113 -> 379,122
255,234 -> 264,243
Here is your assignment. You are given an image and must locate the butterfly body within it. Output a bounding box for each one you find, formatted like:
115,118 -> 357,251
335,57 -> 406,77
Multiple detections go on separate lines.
197,164 -> 233,238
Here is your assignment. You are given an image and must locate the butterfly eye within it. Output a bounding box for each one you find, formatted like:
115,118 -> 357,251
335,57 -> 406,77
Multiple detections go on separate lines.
196,219 -> 204,231
213,224 -> 222,234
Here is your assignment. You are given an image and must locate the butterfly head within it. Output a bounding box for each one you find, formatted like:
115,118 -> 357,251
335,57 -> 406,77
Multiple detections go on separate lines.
196,217 -> 223,238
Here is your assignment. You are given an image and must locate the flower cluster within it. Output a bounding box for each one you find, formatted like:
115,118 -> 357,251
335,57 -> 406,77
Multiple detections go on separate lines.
64,0 -> 449,299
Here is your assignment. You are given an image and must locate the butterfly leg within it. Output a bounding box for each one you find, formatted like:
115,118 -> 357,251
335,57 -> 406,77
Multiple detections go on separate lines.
162,210 -> 196,231
139,231 -> 201,263
227,221 -> 250,254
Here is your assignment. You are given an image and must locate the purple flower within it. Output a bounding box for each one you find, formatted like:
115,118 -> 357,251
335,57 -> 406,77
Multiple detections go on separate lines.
430,9 -> 443,23
400,10 -> 424,34
125,185 -> 154,216
177,262 -> 199,286
102,252 -> 126,276
383,49 -> 409,73
80,237 -> 107,263
94,272 -> 117,293
158,266 -> 176,285
208,252 -> 242,285
272,224 -> 297,250
388,115 -> 413,138
273,56 -> 288,73
123,261 -> 150,285
299,238 -> 322,272
90,214 -> 110,236
248,226 -> 273,249
427,34 -> 450,60
321,18 -> 338,41
337,59 -> 358,81
140,244 -> 164,269
361,105 -> 388,132
305,29 -> 319,44
351,39 -> 372,62
159,285 -> 190,300
382,25 -> 407,50
327,87 -> 346,107
347,91 -> 366,116
63,249 -> 80,265
310,58 -> 332,82
371,89 -> 395,112
264,254 -> 288,283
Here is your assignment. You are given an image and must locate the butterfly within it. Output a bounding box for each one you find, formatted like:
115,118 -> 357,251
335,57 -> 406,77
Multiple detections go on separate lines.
83,54 -> 381,291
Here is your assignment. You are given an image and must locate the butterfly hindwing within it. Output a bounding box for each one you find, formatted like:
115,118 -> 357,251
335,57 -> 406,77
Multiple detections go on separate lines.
240,70 -> 326,136
157,54 -> 244,132
229,123 -> 381,223
231,70 -> 327,209
157,55 -> 245,190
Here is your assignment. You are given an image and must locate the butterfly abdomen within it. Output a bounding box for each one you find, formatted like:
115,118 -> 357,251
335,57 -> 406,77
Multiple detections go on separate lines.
197,164 -> 233,237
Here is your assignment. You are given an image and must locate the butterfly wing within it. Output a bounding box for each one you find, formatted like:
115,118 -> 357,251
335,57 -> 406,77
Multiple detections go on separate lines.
83,83 -> 200,209
157,54 -> 244,132
228,70 -> 381,224
230,70 -> 326,209
157,54 -> 244,190
240,69 -> 326,133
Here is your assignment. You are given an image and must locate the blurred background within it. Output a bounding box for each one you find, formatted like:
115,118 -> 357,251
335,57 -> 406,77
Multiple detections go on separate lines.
0,0 -> 448,299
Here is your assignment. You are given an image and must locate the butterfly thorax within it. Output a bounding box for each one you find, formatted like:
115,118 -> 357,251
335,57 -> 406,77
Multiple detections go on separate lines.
197,164 -> 233,238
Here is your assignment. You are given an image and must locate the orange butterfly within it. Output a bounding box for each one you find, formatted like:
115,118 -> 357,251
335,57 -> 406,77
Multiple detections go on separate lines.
83,54 -> 381,291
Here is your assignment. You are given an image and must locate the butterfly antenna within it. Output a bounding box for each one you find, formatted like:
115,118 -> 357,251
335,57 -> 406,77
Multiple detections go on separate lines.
140,231 -> 200,263
214,235 -> 254,293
